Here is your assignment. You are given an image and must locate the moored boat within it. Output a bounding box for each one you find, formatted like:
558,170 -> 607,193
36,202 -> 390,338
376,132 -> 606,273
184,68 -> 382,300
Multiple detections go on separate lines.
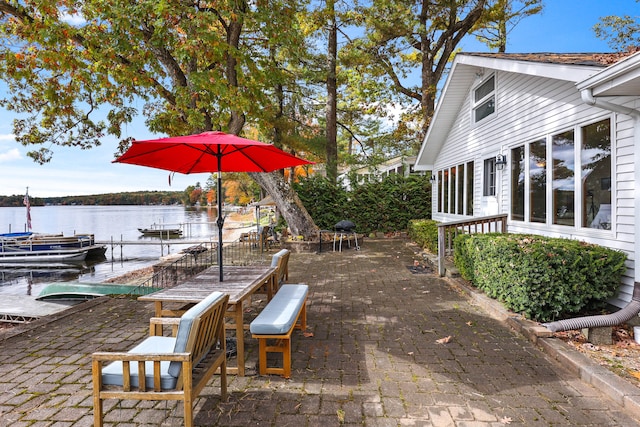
138,227 -> 183,237
0,232 -> 107,264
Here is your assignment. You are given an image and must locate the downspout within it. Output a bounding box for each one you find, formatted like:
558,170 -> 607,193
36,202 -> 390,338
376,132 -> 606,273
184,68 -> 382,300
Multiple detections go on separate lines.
544,282 -> 640,332
543,89 -> 640,333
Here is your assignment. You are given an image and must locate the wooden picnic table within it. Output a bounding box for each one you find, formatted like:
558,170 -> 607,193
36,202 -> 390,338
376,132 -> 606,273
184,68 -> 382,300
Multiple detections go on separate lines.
138,265 -> 276,376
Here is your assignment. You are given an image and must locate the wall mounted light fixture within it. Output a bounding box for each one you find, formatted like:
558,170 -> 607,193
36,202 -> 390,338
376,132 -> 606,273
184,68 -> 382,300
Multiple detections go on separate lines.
495,154 -> 507,170
429,173 -> 436,182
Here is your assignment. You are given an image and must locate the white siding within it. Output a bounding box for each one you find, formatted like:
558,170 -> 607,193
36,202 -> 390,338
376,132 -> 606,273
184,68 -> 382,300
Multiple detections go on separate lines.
433,70 -> 638,307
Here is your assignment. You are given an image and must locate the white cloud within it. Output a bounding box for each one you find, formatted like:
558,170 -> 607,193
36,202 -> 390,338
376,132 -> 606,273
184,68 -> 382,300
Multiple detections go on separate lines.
0,148 -> 21,163
60,11 -> 86,26
0,133 -> 16,141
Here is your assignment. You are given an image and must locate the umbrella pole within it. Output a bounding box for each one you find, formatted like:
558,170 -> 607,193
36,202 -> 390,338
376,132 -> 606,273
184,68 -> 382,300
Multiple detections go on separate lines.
216,171 -> 224,281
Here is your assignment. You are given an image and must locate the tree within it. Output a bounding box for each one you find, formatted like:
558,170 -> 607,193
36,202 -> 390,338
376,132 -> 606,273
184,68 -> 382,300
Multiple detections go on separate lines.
222,172 -> 260,205
594,2 -> 640,52
347,0 -> 489,144
474,0 -> 543,53
325,0 -> 338,185
0,0 -> 319,238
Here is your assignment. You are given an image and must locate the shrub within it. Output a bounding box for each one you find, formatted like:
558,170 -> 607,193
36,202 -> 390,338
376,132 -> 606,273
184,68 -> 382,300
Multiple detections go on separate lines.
407,219 -> 439,253
453,233 -> 627,322
293,176 -> 349,230
295,174 -> 432,235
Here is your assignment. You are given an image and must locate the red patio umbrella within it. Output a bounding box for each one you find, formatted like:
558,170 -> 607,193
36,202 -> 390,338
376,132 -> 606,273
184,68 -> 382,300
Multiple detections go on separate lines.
113,131 -> 313,281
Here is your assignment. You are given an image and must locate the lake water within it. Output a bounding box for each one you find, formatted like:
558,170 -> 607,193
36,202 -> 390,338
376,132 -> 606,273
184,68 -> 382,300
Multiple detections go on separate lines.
0,205 -> 233,295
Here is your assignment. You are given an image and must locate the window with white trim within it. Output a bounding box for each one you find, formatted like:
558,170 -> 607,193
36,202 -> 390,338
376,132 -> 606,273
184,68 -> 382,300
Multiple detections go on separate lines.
508,118 -> 612,229
434,162 -> 474,215
473,75 -> 496,123
483,157 -> 496,196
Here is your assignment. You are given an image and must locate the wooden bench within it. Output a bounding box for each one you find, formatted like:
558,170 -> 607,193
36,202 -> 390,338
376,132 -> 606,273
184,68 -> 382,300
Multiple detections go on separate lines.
92,291 -> 229,427
250,284 -> 308,378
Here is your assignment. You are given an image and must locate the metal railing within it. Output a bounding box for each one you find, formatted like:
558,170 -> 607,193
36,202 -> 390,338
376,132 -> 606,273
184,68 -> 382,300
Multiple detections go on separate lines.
128,240 -> 272,295
437,214 -> 508,277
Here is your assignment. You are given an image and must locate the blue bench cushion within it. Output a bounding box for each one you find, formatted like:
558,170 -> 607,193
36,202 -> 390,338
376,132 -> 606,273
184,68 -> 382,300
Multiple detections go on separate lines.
250,284 -> 308,335
168,291 -> 225,377
101,336 -> 177,389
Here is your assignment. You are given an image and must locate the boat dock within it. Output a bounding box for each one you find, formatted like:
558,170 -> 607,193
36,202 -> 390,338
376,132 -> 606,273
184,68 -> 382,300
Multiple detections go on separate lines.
95,238 -> 217,258
0,295 -> 82,323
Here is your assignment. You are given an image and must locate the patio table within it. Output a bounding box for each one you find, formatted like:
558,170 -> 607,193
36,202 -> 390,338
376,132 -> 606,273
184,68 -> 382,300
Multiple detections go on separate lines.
138,265 -> 276,376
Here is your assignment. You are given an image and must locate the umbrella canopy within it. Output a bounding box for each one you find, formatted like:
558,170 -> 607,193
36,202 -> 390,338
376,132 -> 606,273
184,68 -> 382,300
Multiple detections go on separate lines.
113,131 -> 313,281
113,131 -> 312,174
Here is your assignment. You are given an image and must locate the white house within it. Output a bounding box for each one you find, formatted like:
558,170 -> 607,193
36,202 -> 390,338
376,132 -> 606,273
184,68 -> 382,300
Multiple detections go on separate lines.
415,52 -> 640,308
338,155 -> 420,190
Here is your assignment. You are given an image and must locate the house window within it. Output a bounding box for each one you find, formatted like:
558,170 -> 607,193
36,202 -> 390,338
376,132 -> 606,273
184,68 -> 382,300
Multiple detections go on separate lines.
473,75 -> 496,123
510,146 -> 525,221
466,161 -> 474,215
529,138 -> 547,223
457,163 -> 465,214
434,162 -> 474,216
582,119 -> 611,229
442,169 -> 449,213
552,130 -> 575,226
450,166 -> 457,213
508,117 -> 612,230
483,158 -> 496,196
437,170 -> 443,213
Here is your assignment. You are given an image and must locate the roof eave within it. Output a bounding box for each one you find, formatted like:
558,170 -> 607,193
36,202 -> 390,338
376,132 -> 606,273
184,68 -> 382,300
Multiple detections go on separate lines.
456,54 -> 604,83
577,51 -> 640,96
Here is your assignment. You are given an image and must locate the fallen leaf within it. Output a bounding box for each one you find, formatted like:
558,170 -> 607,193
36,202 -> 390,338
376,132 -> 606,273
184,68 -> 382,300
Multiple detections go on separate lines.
407,351 -> 414,356
466,321 -> 473,326
303,331 -> 314,338
630,371 -> 640,380
436,335 -> 452,344
500,416 -> 512,424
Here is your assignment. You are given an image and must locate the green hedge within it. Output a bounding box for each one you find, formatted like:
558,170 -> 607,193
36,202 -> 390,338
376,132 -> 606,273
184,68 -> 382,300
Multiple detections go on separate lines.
453,233 -> 627,322
294,174 -> 432,235
407,219 -> 439,253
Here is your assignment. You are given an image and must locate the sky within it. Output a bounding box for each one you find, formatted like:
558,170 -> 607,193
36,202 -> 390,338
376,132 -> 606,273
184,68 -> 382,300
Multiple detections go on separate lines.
0,0 -> 638,198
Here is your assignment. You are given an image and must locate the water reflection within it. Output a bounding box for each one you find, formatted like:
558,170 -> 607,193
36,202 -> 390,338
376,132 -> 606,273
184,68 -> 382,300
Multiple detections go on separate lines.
0,205 -> 220,295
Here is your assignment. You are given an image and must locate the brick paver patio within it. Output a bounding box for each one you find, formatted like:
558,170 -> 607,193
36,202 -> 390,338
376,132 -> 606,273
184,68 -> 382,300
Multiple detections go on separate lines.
0,237 -> 638,426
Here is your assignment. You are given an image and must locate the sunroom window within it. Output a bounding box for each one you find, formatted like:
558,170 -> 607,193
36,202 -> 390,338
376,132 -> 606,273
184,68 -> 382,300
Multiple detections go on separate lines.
507,118 -> 612,230
582,119 -> 611,229
434,162 -> 474,215
473,75 -> 496,123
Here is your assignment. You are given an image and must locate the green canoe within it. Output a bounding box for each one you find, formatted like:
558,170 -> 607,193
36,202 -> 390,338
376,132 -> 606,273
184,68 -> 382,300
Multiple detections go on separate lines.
36,282 -> 161,301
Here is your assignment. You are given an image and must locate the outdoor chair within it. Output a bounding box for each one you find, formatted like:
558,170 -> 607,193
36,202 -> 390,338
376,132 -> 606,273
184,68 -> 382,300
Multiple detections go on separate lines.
92,292 -> 229,427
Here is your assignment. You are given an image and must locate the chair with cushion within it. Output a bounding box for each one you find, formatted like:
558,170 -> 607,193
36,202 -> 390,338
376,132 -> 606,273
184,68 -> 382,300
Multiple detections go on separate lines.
92,291 -> 229,427
255,249 -> 290,300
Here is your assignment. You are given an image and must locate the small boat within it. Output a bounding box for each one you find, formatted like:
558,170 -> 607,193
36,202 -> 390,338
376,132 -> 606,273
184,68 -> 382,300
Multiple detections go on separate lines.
36,282 -> 162,301
0,246 -> 90,263
138,227 -> 183,238
0,232 -> 106,264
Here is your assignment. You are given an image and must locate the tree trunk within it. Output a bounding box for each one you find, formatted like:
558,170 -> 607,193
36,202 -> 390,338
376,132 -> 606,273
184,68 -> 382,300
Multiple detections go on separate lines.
250,171 -> 319,239
325,0 -> 338,185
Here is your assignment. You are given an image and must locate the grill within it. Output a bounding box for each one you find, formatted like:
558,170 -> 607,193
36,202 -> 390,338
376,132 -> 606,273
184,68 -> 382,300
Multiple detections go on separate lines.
333,220 -> 360,251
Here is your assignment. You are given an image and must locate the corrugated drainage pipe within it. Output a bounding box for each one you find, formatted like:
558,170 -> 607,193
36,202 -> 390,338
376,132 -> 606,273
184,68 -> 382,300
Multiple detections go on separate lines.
543,282 -> 640,333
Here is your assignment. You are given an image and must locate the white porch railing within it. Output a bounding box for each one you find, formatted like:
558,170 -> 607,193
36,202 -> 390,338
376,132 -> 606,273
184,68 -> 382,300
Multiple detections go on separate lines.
437,214 -> 508,277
